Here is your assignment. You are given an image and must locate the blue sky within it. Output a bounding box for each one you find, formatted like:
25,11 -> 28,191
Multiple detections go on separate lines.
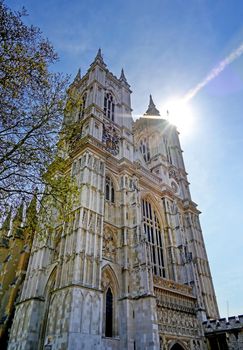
6,0 -> 243,317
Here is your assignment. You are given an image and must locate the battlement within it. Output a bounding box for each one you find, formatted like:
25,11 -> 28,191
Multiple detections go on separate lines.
203,315 -> 243,333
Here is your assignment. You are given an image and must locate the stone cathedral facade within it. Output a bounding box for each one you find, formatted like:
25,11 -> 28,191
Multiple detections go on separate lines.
7,50 -> 220,350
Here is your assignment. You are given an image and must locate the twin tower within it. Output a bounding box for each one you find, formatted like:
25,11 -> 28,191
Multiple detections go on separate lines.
8,50 -> 219,350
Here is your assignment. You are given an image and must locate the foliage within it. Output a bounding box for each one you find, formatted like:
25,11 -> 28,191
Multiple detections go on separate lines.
0,1 -> 76,222
37,156 -> 79,238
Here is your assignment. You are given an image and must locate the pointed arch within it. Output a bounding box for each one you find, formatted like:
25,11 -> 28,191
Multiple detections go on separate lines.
142,192 -> 166,224
169,340 -> 187,350
101,264 -> 119,337
105,171 -> 119,190
104,90 -> 116,121
43,265 -> 57,297
101,264 -> 119,294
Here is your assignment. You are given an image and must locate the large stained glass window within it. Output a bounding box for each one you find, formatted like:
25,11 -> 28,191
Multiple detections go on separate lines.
104,92 -> 115,121
142,199 -> 165,278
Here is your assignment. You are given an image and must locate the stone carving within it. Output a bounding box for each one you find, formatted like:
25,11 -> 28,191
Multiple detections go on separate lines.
155,286 -> 200,338
101,267 -> 117,292
101,270 -> 110,291
102,122 -> 120,155
102,229 -> 117,262
169,167 -> 180,183
157,304 -> 200,337
153,275 -> 193,296
171,181 -> 178,193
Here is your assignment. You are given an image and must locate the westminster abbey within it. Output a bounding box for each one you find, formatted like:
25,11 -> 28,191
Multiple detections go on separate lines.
2,50 -> 242,350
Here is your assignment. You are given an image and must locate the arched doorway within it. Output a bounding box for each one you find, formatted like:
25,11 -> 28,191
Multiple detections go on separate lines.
171,344 -> 185,350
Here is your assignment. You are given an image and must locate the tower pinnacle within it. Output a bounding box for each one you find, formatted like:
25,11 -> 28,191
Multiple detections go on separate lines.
96,48 -> 102,59
144,94 -> 160,116
120,68 -> 127,82
74,68 -> 81,82
119,68 -> 130,88
92,48 -> 106,67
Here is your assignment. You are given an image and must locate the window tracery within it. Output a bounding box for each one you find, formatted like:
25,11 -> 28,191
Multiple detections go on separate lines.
142,199 -> 165,277
164,137 -> 172,164
139,138 -> 150,162
105,176 -> 115,203
104,92 -> 115,121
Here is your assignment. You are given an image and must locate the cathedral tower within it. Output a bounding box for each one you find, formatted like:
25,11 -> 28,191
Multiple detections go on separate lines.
8,51 -> 219,350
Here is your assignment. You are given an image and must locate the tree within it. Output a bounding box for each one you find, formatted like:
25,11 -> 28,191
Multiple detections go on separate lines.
0,1 -> 72,220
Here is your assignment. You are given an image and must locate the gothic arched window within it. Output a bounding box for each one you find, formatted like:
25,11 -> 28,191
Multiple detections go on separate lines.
104,92 -> 115,121
164,137 -> 172,164
105,287 -> 113,337
140,138 -> 150,162
105,176 -> 115,203
142,199 -> 165,278
79,93 -> 87,120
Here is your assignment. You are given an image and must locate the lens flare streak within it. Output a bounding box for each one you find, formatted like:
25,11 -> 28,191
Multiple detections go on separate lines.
184,42 -> 243,102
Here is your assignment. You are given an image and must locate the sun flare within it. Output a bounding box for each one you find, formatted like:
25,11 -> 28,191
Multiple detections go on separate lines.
163,98 -> 194,134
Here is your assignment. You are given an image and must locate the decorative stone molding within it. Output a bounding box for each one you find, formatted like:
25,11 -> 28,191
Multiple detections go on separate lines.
153,276 -> 193,297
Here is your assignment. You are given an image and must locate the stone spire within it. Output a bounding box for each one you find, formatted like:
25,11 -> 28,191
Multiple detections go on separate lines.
119,68 -> 130,88
120,68 -> 127,82
13,202 -> 24,222
96,48 -> 102,60
25,194 -> 37,232
69,68 -> 81,88
12,201 -> 24,238
144,95 -> 160,117
92,48 -> 106,67
74,68 -> 81,82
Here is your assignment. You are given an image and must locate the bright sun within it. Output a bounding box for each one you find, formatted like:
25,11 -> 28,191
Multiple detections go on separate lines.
163,98 -> 194,134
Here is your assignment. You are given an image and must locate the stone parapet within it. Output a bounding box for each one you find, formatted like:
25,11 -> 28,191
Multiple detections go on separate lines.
203,315 -> 243,333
